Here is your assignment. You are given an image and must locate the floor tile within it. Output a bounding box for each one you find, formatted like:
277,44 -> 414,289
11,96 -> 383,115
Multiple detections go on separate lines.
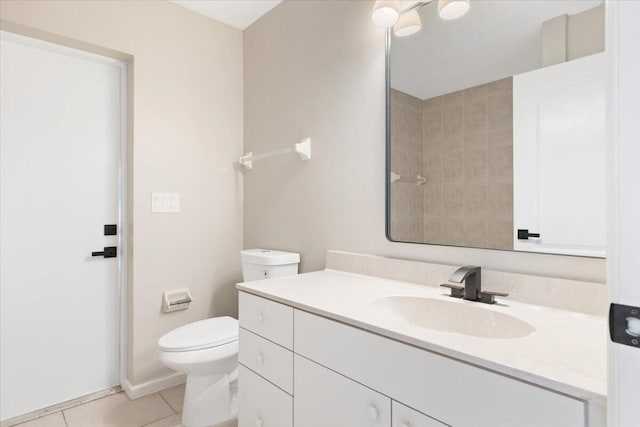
159,384 -> 185,413
63,392 -> 173,427
15,412 -> 66,427
142,413 -> 181,427
141,413 -> 237,427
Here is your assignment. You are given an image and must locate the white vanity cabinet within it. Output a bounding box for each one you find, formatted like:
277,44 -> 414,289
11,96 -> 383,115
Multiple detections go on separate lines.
238,292 -> 594,427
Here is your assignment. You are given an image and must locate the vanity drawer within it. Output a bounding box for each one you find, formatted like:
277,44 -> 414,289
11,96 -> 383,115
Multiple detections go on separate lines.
294,309 -> 585,427
239,327 -> 293,394
392,401 -> 447,427
239,291 -> 293,349
238,364 -> 292,427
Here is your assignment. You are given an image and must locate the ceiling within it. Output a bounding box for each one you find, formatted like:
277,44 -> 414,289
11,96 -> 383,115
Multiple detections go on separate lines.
170,0 -> 282,30
391,0 -> 603,100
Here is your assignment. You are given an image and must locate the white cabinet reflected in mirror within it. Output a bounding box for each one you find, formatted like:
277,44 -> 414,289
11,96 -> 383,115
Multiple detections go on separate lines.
386,0 -> 606,257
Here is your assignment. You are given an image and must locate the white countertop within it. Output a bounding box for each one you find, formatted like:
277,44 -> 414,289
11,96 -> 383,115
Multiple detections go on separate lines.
237,269 -> 607,403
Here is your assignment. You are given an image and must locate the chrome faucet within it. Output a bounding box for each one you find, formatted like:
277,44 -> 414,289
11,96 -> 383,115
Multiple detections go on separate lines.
440,265 -> 509,304
449,265 -> 481,301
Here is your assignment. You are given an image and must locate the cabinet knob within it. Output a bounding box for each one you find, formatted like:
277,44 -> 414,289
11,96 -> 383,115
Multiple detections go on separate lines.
366,405 -> 379,421
256,352 -> 265,365
255,417 -> 264,427
257,312 -> 264,324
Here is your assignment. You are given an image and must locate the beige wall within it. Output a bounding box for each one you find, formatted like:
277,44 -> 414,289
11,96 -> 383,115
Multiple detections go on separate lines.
567,4 -> 605,61
389,89 -> 424,242
542,3 -> 604,67
244,0 -> 605,283
0,0 -> 243,391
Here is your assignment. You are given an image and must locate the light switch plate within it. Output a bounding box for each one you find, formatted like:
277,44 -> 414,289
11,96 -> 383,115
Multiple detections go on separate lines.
151,192 -> 180,213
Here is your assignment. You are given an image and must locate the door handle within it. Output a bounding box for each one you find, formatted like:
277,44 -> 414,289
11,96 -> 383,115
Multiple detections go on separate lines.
517,229 -> 541,240
92,246 -> 117,258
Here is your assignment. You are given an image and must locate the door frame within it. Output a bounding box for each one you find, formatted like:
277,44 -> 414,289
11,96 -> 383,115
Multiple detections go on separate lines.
0,29 -> 130,393
605,0 -> 640,426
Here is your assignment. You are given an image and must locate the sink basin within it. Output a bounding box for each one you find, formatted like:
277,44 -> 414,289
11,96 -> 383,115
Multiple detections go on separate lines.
372,296 -> 535,339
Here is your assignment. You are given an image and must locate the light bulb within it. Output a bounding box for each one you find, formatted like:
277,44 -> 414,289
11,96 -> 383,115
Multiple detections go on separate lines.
438,0 -> 470,20
394,9 -> 422,37
372,0 -> 401,27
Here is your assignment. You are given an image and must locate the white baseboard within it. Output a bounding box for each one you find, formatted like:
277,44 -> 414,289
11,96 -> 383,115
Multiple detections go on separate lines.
123,372 -> 186,400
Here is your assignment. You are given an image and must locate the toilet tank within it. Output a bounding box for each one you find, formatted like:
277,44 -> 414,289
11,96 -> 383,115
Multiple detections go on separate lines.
241,249 -> 300,281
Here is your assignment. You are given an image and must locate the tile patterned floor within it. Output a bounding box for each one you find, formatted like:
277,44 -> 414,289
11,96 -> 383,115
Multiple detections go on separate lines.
14,385 -> 237,427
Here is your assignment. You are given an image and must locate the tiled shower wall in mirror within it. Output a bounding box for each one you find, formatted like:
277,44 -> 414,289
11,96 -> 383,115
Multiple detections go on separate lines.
390,78 -> 514,250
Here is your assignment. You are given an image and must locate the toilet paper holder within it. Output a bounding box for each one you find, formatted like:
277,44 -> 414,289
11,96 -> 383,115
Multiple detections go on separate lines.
163,289 -> 192,313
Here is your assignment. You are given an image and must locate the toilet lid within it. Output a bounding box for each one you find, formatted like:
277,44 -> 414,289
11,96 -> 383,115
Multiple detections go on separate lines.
158,317 -> 239,352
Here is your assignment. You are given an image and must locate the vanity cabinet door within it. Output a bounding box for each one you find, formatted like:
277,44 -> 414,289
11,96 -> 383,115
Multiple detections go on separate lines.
294,354 -> 391,427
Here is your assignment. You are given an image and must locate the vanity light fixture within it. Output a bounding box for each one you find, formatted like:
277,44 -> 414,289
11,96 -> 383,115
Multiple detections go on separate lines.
372,0 -> 401,27
373,0 -> 470,35
438,0 -> 471,20
394,9 -> 422,37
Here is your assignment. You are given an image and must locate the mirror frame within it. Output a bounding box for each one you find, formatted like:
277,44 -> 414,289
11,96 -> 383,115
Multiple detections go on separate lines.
385,28 -> 393,243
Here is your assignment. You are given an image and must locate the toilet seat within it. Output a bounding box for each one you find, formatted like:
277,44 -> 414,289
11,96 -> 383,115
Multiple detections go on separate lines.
158,316 -> 238,352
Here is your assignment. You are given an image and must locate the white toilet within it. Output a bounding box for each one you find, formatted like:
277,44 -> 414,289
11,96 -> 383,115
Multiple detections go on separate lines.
158,249 -> 300,427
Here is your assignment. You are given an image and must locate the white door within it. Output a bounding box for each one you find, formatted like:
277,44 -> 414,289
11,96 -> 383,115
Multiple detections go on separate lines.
607,1 -> 640,426
513,53 -> 606,257
0,32 -> 125,421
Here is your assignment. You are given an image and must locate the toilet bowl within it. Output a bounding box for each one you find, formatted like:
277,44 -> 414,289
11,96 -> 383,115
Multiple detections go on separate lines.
158,317 -> 239,427
157,249 -> 300,427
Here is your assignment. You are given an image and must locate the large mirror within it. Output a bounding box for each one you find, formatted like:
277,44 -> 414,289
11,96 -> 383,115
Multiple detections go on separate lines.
386,0 -> 606,257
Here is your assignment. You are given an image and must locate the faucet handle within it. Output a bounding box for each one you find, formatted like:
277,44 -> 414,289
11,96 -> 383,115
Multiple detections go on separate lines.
440,283 -> 465,299
479,290 -> 509,304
